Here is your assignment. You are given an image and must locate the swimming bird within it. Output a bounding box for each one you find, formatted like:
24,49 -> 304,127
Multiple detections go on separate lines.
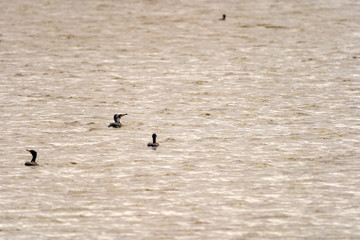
147,133 -> 160,147
108,113 -> 127,128
219,14 -> 226,21
25,149 -> 39,166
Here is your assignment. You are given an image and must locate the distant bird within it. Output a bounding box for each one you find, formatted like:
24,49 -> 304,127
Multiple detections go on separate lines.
108,113 -> 127,128
25,149 -> 39,166
147,133 -> 160,147
219,14 -> 226,21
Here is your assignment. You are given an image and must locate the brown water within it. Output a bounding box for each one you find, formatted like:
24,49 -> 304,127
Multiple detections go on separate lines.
1,0 -> 360,239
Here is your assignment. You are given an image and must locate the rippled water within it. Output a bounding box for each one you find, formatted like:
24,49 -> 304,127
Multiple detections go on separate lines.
1,0 -> 360,239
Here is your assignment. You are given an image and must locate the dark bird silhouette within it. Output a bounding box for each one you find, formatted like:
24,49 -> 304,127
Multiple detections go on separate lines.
219,14 -> 226,21
147,133 -> 159,147
108,113 -> 127,128
25,149 -> 39,166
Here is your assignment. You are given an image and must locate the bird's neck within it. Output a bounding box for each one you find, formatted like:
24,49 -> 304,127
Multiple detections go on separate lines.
31,154 -> 37,162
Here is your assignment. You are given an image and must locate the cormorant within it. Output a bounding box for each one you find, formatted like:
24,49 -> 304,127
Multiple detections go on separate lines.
219,14 -> 226,21
108,113 -> 127,128
147,133 -> 159,147
25,149 -> 39,166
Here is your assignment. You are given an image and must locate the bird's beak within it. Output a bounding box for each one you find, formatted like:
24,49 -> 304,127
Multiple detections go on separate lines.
26,149 -> 30,152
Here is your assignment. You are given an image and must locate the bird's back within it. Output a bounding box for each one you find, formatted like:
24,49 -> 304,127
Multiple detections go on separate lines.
25,161 -> 38,166
108,122 -> 122,128
147,142 -> 159,147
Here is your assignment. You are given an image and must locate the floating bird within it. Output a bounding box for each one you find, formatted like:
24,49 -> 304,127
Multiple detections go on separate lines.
219,14 -> 226,21
147,133 -> 160,147
108,113 -> 127,128
25,149 -> 39,166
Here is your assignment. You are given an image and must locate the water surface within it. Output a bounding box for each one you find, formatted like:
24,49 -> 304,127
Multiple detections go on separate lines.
1,0 -> 360,239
